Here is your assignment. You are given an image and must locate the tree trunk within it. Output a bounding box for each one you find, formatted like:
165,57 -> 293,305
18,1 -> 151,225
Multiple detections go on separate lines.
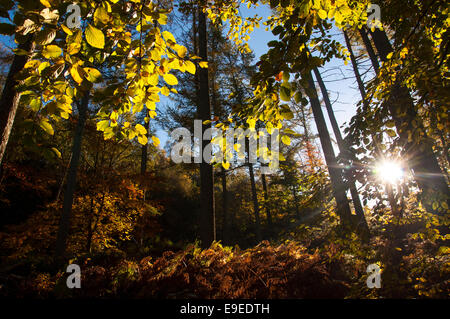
261,171 -> 273,229
0,36 -> 35,165
291,186 -> 300,218
313,67 -> 369,237
358,28 -> 380,73
305,72 -> 354,229
55,93 -> 90,259
220,166 -> 228,243
369,29 -> 449,214
248,161 -> 262,242
140,119 -> 151,176
197,2 -> 215,248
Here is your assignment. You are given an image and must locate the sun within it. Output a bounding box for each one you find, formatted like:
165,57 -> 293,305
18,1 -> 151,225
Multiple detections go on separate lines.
375,160 -> 404,184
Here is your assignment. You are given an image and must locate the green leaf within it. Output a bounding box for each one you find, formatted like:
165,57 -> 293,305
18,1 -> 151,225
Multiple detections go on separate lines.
280,86 -> 291,102
386,129 -> 397,137
280,104 -> 294,120
294,91 -> 302,103
85,24 -> 105,49
386,120 -> 395,128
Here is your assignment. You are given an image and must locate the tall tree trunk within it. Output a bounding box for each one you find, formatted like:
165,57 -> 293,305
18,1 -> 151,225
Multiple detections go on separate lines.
358,28 -> 380,73
291,186 -> 300,218
55,93 -> 90,259
220,166 -> 228,243
197,2 -> 215,247
140,118 -> 151,201
0,36 -> 34,165
305,72 -> 354,229
140,119 -> 151,176
369,28 -> 449,214
261,171 -> 273,229
248,161 -> 262,242
313,67 -> 369,237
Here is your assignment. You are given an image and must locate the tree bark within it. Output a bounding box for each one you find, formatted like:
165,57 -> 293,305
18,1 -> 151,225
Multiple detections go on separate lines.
261,171 -> 273,229
197,2 -> 215,248
358,28 -> 380,73
248,161 -> 262,242
220,166 -> 228,243
305,72 -> 354,229
140,119 -> 151,176
313,67 -> 369,237
55,93 -> 90,259
0,36 -> 35,165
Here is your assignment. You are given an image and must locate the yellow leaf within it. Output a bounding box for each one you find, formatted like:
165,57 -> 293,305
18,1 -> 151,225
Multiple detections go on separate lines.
176,45 -> 187,58
222,161 -> 230,170
61,24 -> 72,35
42,45 -> 62,59
94,6 -> 110,25
281,135 -> 291,145
161,86 -> 170,96
138,135 -> 148,145
83,67 -> 102,83
151,136 -> 160,147
96,120 -> 109,131
24,60 -> 40,68
163,73 -> 178,86
85,24 -> 105,49
135,124 -> 147,135
70,66 -> 84,84
158,14 -> 168,25
148,74 -> 159,86
162,31 -> 176,44
40,0 -> 52,8
387,52 -> 393,59
67,42 -> 81,55
199,61 -> 208,68
51,147 -> 61,158
39,119 -> 54,135
185,60 -> 196,74
318,10 -> 327,19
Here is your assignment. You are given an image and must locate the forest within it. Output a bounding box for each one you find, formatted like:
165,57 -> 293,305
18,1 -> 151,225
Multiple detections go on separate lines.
0,0 -> 448,300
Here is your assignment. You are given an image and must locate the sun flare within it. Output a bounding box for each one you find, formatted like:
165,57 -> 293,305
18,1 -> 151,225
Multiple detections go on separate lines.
375,160 -> 404,184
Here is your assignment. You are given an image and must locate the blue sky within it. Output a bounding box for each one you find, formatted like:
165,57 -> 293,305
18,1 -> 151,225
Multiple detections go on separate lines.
157,3 -> 365,154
